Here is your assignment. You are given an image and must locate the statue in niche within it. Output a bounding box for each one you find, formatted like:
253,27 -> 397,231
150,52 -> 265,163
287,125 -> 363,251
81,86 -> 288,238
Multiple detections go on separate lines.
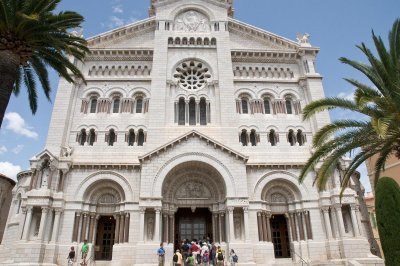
234,217 -> 241,239
39,159 -> 51,189
147,217 -> 154,240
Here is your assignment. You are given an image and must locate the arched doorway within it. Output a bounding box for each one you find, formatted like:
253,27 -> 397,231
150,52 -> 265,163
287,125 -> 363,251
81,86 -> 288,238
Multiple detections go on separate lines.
75,180 -> 128,261
161,161 -> 226,249
260,180 -> 303,259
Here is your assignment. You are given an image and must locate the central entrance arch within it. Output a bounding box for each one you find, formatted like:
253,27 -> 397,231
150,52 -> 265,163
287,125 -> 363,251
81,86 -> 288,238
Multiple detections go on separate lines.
161,161 -> 227,247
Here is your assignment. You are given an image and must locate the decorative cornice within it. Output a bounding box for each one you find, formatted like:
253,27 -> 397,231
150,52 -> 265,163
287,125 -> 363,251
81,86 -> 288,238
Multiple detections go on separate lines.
139,130 -> 248,162
246,163 -> 305,169
86,49 -> 154,62
71,163 -> 140,170
231,50 -> 299,64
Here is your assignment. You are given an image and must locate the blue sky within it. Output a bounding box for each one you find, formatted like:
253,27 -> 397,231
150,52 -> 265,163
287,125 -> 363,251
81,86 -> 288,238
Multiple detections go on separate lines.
0,0 -> 399,192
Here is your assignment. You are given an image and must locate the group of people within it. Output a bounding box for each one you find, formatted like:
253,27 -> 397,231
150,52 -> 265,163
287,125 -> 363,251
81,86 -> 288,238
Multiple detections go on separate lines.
158,240 -> 238,266
67,239 -> 89,266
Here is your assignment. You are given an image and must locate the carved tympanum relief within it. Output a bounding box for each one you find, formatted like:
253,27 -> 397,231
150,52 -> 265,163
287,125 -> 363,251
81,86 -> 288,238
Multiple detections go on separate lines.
175,181 -> 211,199
174,10 -> 210,32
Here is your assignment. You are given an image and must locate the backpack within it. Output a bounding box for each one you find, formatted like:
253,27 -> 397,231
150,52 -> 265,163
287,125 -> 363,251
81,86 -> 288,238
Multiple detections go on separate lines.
182,244 -> 190,252
232,254 -> 238,262
203,256 -> 208,263
173,254 -> 178,262
217,252 -> 223,261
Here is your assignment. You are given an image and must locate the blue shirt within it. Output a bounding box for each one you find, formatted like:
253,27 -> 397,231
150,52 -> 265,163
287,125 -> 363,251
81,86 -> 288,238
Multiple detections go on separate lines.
157,247 -> 165,256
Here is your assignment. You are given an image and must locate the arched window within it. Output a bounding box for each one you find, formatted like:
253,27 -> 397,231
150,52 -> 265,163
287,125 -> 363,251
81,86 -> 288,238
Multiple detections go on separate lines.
240,130 -> 248,146
285,98 -> 293,114
211,38 -> 217,45
269,130 -> 278,146
88,129 -> 96,146
136,98 -> 143,113
189,98 -> 196,125
204,38 -> 210,45
264,97 -> 271,114
128,129 -> 135,146
137,129 -> 145,146
112,98 -> 120,113
250,130 -> 257,146
199,98 -> 207,125
90,98 -> 97,113
175,37 -> 180,45
178,98 -> 185,125
108,129 -> 116,146
241,98 -> 249,114
78,129 -> 87,146
288,130 -> 296,146
297,130 -> 306,146
168,37 -> 173,44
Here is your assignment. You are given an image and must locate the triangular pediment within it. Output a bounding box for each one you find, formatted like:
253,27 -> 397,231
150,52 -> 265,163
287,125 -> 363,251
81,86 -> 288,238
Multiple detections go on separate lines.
32,149 -> 58,161
139,130 -> 248,163
228,18 -> 319,53
87,17 -> 156,49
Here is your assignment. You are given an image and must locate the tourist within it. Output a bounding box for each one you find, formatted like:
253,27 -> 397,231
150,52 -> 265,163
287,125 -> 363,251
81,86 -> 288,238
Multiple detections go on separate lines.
186,252 -> 195,266
157,242 -> 166,266
229,249 -> 238,266
215,246 -> 224,266
173,249 -> 183,266
67,246 -> 75,266
210,243 -> 217,266
202,250 -> 210,266
182,240 -> 190,264
80,240 -> 89,266
190,241 -> 200,265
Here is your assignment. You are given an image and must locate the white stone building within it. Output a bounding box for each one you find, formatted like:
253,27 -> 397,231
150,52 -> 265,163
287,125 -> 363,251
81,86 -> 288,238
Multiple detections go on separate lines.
0,0 -> 384,265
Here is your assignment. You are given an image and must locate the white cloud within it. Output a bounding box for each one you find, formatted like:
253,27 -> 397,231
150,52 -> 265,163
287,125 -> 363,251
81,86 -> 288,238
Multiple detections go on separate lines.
4,112 -> 38,139
337,90 -> 355,101
112,5 -> 123,13
110,16 -> 125,27
0,161 -> 22,180
12,144 -> 24,154
0,146 -> 7,154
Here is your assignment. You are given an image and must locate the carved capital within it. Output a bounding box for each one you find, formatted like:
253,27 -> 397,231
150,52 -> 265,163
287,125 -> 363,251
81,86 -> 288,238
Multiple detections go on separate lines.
321,207 -> 330,213
139,207 -> 146,213
54,209 -> 63,215
242,207 -> 249,212
41,207 -> 50,213
350,204 -> 358,211
227,207 -> 234,213
257,212 -> 261,217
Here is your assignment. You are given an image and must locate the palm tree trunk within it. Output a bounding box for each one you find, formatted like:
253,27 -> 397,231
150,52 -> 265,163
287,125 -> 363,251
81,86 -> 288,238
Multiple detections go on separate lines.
0,50 -> 19,128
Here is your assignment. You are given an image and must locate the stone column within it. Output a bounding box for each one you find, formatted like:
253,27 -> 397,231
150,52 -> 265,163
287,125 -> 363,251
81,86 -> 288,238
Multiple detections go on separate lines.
350,205 -> 361,237
139,208 -> 145,242
92,215 -> 100,244
355,207 -> 364,236
124,213 -> 130,243
266,212 -> 272,242
296,212 -> 304,240
155,209 -> 161,242
212,214 -> 217,242
22,206 -> 33,241
38,207 -> 49,241
227,207 -> 234,242
334,205 -> 345,237
163,214 -> 168,243
261,212 -> 267,242
218,213 -> 223,243
72,212 -> 80,242
302,211 -> 308,240
88,214 -> 95,243
51,209 -> 62,242
114,214 -> 120,244
257,212 -> 263,241
322,207 -> 332,239
285,213 -> 293,242
170,214 -> 175,244
185,100 -> 189,124
293,213 -> 300,241
119,213 -> 125,243
80,213 -> 88,242
243,207 -> 250,241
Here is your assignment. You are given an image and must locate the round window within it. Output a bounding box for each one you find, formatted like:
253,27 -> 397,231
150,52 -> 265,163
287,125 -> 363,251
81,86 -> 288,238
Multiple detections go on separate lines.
174,60 -> 211,90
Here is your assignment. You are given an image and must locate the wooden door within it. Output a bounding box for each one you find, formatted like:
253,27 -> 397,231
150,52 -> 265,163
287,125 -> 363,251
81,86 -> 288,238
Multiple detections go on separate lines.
271,215 -> 291,258
95,216 -> 116,261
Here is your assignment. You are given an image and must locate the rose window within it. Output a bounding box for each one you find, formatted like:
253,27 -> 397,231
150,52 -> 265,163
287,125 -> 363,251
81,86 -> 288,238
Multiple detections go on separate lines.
174,60 -> 211,90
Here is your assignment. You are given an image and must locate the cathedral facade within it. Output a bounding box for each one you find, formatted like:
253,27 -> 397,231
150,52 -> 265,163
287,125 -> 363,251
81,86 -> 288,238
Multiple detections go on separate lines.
0,0 -> 383,265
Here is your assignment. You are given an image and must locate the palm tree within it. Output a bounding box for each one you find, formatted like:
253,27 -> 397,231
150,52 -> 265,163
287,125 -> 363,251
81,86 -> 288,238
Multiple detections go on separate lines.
0,0 -> 88,128
299,18 -> 400,192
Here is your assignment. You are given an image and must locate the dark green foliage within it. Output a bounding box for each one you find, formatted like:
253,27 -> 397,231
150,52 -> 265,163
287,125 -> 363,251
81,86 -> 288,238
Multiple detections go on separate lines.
375,177 -> 400,266
299,18 -> 400,193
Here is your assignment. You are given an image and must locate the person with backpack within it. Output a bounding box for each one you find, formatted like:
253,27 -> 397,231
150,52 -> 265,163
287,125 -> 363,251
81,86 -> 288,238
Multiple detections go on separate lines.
173,249 -> 183,266
182,240 -> 190,265
215,246 -> 224,266
229,249 -> 238,266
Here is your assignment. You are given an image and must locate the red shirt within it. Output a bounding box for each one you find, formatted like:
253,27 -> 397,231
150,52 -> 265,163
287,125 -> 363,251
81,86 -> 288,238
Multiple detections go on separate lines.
191,244 -> 200,252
